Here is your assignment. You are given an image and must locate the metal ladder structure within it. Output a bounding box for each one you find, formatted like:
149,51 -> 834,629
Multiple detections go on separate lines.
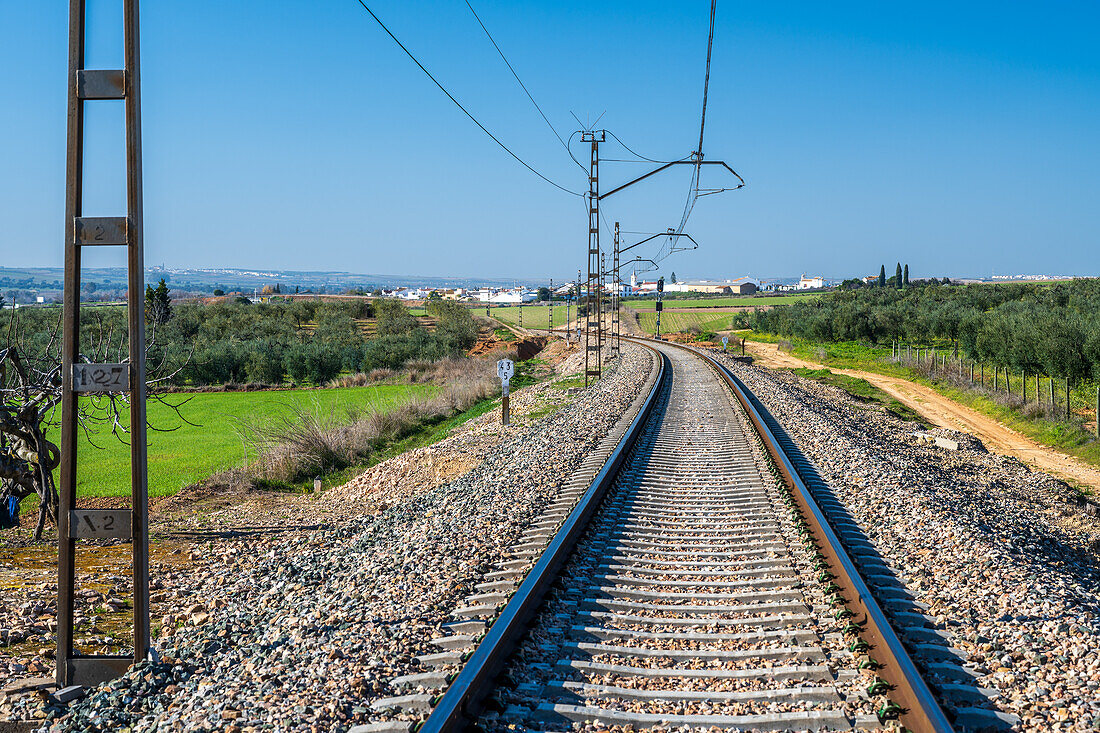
610,222 -> 621,357
56,0 -> 151,687
582,130 -> 605,385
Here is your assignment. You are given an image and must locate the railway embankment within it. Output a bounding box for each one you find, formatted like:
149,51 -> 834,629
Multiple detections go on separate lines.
2,345 -> 655,731
717,352 -> 1100,731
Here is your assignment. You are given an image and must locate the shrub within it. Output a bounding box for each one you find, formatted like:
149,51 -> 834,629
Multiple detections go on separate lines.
244,341 -> 285,384
376,300 -> 420,336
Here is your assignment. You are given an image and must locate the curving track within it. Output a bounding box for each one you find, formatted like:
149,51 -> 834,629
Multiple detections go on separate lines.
406,339 -> 954,733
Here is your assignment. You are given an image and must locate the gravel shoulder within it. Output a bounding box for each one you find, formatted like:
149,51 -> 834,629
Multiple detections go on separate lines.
2,342 -> 656,732
743,340 -> 1100,493
715,351 -> 1100,731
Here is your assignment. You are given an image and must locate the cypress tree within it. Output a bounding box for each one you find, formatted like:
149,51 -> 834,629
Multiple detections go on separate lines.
895,262 -> 902,289
903,264 -> 909,287
878,265 -> 886,288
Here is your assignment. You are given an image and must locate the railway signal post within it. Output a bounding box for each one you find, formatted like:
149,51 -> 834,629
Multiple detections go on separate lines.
655,277 -> 664,340
57,0 -> 151,686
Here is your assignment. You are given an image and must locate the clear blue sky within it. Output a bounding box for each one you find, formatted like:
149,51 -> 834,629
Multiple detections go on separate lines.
2,1 -> 1098,281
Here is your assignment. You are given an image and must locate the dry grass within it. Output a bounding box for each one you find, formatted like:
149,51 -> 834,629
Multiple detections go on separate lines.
234,357 -> 498,486
327,357 -> 484,388
908,360 -> 1070,420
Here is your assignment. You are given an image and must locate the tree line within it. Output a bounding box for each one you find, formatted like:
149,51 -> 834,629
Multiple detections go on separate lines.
749,279 -> 1100,382
7,296 -> 479,388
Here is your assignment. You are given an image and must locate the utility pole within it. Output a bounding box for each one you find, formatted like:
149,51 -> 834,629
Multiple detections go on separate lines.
565,285 -> 570,343
548,278 -> 553,333
601,252 -> 608,353
58,0 -> 150,686
582,130 -> 605,385
611,223 -> 620,357
576,269 -> 582,344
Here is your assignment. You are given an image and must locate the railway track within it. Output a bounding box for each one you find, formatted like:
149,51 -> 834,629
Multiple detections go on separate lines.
373,339 -> 957,732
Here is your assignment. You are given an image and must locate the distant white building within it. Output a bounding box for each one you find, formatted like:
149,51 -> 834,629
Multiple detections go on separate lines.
798,274 -> 824,290
488,289 -> 537,304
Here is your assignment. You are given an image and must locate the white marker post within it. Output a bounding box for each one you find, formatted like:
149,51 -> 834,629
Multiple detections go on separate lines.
497,358 -> 515,426
721,336 -> 729,352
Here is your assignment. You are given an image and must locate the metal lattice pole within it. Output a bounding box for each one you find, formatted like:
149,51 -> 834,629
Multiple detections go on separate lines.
565,286 -> 570,342
582,131 -> 605,385
612,222 -> 620,356
58,0 -> 150,687
602,250 -> 611,354
576,269 -> 581,345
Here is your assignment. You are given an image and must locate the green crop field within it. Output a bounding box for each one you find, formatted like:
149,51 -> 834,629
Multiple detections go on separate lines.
634,311 -> 737,334
486,305 -> 572,329
624,294 -> 822,310
51,384 -> 433,499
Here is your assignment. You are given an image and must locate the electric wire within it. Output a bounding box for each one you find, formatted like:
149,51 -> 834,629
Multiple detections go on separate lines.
696,0 -> 717,157
463,0 -> 587,173
606,130 -> 688,165
354,0 -> 582,196
663,0 -> 719,260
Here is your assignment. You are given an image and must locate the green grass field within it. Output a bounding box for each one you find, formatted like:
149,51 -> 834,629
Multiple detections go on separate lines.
52,385 -> 433,499
487,305 -> 572,329
635,310 -> 737,334
624,294 -> 821,310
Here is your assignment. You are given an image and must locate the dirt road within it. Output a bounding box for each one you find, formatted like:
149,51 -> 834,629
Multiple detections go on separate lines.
743,340 -> 1100,493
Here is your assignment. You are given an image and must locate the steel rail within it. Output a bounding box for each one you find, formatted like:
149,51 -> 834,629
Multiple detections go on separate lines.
417,344 -> 669,733
641,338 -> 955,733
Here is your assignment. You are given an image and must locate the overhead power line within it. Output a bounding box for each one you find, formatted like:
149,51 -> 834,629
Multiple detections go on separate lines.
696,0 -> 717,157
663,0 -> 720,261
463,0 -> 586,173
605,130 -> 686,165
354,0 -> 581,196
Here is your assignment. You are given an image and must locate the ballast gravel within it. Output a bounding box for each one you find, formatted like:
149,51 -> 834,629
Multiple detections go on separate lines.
715,353 -> 1100,732
8,345 -> 654,732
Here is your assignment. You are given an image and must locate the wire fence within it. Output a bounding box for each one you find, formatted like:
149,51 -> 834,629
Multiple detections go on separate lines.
892,341 -> 1100,436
